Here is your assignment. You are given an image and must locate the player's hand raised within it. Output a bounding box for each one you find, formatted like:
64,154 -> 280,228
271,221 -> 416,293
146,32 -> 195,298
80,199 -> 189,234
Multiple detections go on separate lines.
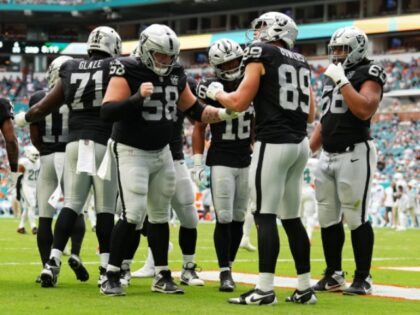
140,82 -> 154,97
324,63 -> 349,89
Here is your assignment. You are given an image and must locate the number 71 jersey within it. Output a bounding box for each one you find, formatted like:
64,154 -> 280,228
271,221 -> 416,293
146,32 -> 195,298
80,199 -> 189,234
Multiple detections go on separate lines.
242,42 -> 311,144
59,57 -> 114,146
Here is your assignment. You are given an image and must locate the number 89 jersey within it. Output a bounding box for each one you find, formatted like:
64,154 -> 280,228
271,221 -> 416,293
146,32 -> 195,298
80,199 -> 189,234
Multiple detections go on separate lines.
320,61 -> 386,153
109,57 -> 187,151
196,78 -> 253,168
59,57 -> 114,146
242,42 -> 311,144
29,90 -> 68,156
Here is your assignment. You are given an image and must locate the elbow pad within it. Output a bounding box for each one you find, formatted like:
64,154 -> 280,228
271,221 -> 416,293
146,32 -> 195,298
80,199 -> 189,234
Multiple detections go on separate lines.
183,99 -> 206,122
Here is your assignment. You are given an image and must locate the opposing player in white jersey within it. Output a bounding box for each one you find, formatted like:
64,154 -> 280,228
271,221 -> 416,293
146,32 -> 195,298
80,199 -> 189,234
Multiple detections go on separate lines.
369,180 -> 385,227
193,39 -> 254,292
300,157 -> 319,241
206,12 -> 317,305
17,146 -> 40,234
310,26 -> 386,295
29,56 -> 88,284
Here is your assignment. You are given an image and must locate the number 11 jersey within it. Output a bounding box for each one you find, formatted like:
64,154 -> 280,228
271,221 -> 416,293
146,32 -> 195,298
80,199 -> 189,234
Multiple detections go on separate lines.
59,57 -> 114,146
243,42 -> 311,144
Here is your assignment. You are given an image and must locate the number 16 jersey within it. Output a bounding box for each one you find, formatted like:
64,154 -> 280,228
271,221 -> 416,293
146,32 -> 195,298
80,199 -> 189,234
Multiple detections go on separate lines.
243,42 -> 311,144
59,57 -> 114,146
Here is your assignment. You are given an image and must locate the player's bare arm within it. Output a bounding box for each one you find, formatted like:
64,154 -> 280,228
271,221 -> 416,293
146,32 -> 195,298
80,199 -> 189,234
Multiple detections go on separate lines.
214,62 -> 263,112
29,124 -> 43,153
308,87 -> 316,123
309,122 -> 322,153
177,82 -> 235,124
192,121 -> 207,155
0,119 -> 19,171
25,80 -> 65,123
340,80 -> 382,120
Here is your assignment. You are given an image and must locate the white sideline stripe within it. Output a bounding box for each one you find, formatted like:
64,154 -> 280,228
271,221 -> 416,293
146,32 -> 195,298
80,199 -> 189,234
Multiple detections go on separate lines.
379,267 -> 420,272
172,271 -> 420,301
2,257 -> 420,266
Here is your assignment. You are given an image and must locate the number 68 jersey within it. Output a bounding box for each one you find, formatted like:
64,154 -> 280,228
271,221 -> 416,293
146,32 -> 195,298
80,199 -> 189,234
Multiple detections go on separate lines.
320,61 -> 386,153
242,42 -> 311,144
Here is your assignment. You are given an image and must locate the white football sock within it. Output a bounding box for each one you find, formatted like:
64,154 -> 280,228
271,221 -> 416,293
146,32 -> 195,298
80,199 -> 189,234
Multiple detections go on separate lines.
257,272 -> 274,292
297,272 -> 311,291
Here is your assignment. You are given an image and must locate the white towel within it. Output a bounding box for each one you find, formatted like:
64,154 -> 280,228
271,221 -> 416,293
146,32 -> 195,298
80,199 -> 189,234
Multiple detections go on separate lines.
76,139 -> 96,176
48,152 -> 65,208
97,139 -> 114,181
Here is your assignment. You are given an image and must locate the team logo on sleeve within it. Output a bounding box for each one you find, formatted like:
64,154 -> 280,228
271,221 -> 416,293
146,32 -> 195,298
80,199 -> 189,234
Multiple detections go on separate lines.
170,75 -> 179,86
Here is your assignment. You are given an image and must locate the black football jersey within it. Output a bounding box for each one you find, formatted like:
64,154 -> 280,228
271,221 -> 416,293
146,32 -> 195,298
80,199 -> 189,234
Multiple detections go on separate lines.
109,57 -> 187,150
59,57 -> 114,145
0,97 -> 13,126
242,42 -> 311,144
29,90 -> 68,155
196,77 -> 253,168
320,61 -> 386,152
169,77 -> 197,161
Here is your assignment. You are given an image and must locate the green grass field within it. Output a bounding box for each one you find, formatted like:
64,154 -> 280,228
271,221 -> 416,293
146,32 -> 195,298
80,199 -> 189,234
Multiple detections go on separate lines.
0,218 -> 419,315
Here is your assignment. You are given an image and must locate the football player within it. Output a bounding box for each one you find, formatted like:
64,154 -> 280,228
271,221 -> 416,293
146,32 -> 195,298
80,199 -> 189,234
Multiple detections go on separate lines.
29,56 -> 88,284
310,26 -> 386,295
300,156 -> 319,241
131,77 -> 204,287
17,146 -> 40,235
15,26 -> 121,288
193,38 -> 254,292
99,24 -> 239,296
205,12 -> 317,305
0,98 -> 19,185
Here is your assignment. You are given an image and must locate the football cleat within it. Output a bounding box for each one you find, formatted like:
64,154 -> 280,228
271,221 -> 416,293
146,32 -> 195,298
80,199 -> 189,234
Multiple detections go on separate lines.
100,271 -> 125,296
40,259 -> 60,288
120,263 -> 131,288
32,227 -> 38,235
286,287 -> 317,304
180,262 -> 204,286
98,266 -> 107,287
35,274 -> 41,284
152,270 -> 184,294
131,265 -> 155,278
313,270 -> 346,292
343,274 -> 372,295
68,254 -> 89,282
228,288 -> 277,305
239,238 -> 257,252
17,227 -> 26,234
219,270 -> 235,292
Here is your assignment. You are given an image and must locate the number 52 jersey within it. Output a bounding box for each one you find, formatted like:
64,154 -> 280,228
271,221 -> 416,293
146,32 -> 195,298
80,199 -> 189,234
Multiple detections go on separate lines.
59,57 -> 115,146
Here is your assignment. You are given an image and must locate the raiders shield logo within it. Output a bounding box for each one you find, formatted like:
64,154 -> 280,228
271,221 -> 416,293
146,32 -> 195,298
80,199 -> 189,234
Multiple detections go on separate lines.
170,75 -> 179,86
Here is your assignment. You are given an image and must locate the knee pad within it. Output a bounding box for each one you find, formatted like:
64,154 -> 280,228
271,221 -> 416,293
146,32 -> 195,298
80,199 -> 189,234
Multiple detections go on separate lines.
343,208 -> 363,230
216,209 -> 233,224
232,208 -> 247,222
127,167 -> 148,195
178,204 -> 198,229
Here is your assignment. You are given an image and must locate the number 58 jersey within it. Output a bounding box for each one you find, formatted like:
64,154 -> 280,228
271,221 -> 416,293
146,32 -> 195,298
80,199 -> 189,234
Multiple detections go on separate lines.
320,61 -> 386,153
59,57 -> 114,146
242,42 -> 311,144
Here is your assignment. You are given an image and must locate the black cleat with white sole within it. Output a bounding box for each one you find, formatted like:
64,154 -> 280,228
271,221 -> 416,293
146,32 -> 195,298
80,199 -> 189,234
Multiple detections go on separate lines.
286,287 -> 317,304
343,274 -> 372,295
100,271 -> 125,296
40,259 -> 60,288
313,270 -> 346,292
68,254 -> 89,282
152,270 -> 184,294
219,270 -> 235,292
228,288 -> 277,305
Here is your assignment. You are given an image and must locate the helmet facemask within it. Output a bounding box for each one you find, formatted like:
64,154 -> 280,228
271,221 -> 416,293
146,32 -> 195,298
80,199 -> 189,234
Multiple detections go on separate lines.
209,38 -> 244,81
328,44 -> 352,67
214,57 -> 243,81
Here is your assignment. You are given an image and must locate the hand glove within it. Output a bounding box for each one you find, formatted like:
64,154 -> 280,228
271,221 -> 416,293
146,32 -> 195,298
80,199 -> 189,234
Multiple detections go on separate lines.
206,82 -> 224,101
191,154 -> 206,187
218,108 -> 239,121
14,112 -> 29,128
324,63 -> 349,89
140,82 -> 154,98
